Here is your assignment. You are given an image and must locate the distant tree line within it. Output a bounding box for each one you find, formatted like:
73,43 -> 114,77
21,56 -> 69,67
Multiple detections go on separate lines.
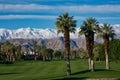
93,39 -> 120,62
1,39 -> 120,63
0,40 -> 80,63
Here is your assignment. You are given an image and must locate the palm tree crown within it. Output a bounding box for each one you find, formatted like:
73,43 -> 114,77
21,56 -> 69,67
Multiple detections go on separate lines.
56,12 -> 76,34
97,23 -> 115,40
79,17 -> 98,36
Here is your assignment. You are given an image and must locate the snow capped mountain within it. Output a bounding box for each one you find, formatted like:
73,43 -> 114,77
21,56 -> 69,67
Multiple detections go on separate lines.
0,24 -> 120,40
0,27 -> 60,40
112,24 -> 120,39
0,27 -> 81,40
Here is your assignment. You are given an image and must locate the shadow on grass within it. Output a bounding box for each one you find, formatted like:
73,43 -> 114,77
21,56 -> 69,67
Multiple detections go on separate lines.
54,77 -> 88,80
55,69 -> 113,80
53,70 -> 89,80
72,69 -> 111,75
71,70 -> 90,75
0,72 -> 20,75
95,69 -> 111,71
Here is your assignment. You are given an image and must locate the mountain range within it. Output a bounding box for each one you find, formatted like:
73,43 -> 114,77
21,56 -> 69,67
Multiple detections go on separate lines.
2,38 -> 85,51
0,24 -> 120,50
0,24 -> 120,40
0,27 -> 80,40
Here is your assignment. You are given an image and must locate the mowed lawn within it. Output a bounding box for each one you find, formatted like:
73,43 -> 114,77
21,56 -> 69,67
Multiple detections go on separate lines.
0,59 -> 120,80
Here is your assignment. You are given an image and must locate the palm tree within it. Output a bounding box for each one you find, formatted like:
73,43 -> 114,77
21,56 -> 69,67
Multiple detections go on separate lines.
46,48 -> 54,60
54,50 -> 62,60
15,45 -> 21,60
79,17 -> 98,72
79,48 -> 87,59
0,41 -> 2,54
56,12 -> 76,76
96,23 -> 115,70
33,40 -> 38,60
41,46 -> 47,61
3,41 -> 15,62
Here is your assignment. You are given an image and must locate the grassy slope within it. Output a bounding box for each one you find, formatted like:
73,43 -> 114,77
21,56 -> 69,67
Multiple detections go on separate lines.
0,59 -> 120,80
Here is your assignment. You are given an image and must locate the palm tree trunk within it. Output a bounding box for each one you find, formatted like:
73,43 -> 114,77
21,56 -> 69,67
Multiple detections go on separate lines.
34,55 -> 36,61
90,32 -> 94,72
64,27 -> 71,76
106,53 -> 110,69
9,53 -> 11,62
34,52 -> 37,61
104,37 -> 110,70
88,56 -> 94,72
91,58 -> 94,72
88,57 -> 91,70
66,57 -> 71,76
7,52 -> 10,62
85,35 -> 92,70
43,56 -> 46,61
91,60 -> 94,71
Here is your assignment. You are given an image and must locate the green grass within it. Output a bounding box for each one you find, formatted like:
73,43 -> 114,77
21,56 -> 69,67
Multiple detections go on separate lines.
0,59 -> 120,80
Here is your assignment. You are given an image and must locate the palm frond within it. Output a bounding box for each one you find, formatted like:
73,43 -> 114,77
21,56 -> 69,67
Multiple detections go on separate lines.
55,12 -> 76,34
96,23 -> 115,39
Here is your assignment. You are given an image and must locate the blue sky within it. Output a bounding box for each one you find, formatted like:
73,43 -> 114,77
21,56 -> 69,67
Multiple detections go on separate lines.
0,0 -> 120,29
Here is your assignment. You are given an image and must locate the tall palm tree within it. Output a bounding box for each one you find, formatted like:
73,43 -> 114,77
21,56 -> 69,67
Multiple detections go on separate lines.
97,23 -> 115,70
56,12 -> 76,76
79,17 -> 98,72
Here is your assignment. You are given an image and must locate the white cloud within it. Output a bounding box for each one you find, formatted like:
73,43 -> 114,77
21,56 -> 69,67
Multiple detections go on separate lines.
95,17 -> 120,20
75,16 -> 120,20
60,5 -> 120,13
0,4 -> 120,13
0,4 -> 54,11
0,15 -> 57,19
0,15 -> 120,20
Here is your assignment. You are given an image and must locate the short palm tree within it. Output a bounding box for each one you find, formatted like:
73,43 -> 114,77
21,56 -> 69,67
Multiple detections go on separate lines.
56,12 -> 76,76
33,40 -> 38,60
3,41 -> 15,62
97,23 -> 115,70
0,42 -> 1,53
79,17 -> 98,72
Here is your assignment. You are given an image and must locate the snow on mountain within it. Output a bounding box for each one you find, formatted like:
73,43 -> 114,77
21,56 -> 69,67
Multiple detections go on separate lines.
0,24 -> 120,40
0,27 -> 61,40
112,24 -> 120,39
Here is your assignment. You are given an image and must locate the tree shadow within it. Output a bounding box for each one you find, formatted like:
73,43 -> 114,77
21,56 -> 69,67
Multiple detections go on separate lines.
53,69 -> 117,80
0,72 -> 20,75
72,69 -> 111,75
53,70 -> 89,80
54,77 -> 88,80
71,70 -> 90,75
95,69 -> 110,71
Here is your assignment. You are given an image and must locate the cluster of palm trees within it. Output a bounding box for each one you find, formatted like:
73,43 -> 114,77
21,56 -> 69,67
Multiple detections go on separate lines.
0,41 -> 16,63
0,40 -> 79,62
33,43 -> 78,61
56,13 -> 115,76
24,43 -> 54,61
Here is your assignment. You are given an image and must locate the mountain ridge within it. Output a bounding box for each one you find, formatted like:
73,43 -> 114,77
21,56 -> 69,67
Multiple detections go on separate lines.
0,37 -> 86,50
0,24 -> 120,40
